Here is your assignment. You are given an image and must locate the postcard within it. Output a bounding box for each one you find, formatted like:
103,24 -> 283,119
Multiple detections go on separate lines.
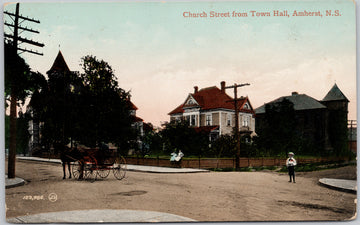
3,0 -> 357,223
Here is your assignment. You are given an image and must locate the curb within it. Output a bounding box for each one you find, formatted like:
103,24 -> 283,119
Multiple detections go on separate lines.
5,176 -> 25,189
17,156 -> 209,173
318,178 -> 357,194
6,209 -> 197,223
17,157 -> 61,165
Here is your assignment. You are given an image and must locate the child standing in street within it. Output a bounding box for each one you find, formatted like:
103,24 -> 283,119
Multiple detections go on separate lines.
286,152 -> 297,183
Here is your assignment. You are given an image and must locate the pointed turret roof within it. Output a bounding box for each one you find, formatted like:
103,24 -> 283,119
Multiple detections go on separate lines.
47,51 -> 70,74
322,83 -> 349,102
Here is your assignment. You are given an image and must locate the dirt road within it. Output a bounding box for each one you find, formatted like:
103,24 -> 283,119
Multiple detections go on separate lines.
5,160 -> 357,222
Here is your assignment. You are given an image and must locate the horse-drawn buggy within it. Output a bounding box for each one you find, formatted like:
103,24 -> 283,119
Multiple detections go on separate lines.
61,147 -> 127,182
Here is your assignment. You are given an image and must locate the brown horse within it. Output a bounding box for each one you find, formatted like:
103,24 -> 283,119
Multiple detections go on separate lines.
59,146 -> 84,179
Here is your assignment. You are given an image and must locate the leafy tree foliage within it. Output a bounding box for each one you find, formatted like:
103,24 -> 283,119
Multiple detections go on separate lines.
209,134 -> 236,158
137,123 -> 163,157
255,98 -> 297,157
29,66 -> 82,153
77,55 -> 134,148
5,41 -> 46,153
5,114 -> 30,155
161,120 -> 209,157
4,42 -> 45,106
30,55 -> 135,153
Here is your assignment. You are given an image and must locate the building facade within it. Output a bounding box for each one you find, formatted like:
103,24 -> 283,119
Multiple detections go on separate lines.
255,84 -> 349,154
169,81 -> 255,140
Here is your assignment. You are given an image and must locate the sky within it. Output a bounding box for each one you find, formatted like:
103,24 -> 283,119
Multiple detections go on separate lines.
2,0 -> 357,127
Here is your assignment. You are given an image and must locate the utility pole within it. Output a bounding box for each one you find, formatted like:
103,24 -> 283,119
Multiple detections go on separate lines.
225,83 -> 250,170
4,3 -> 44,178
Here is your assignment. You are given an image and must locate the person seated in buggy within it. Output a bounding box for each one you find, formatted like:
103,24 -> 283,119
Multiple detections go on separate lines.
170,150 -> 184,167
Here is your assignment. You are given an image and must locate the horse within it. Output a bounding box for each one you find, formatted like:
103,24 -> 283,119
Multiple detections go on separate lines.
58,143 -> 112,180
59,146 -> 84,179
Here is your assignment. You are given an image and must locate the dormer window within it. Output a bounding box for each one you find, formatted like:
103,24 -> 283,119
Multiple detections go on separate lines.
187,98 -> 194,105
243,103 -> 249,109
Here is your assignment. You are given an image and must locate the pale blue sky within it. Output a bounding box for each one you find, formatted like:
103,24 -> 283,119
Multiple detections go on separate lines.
3,0 -> 356,126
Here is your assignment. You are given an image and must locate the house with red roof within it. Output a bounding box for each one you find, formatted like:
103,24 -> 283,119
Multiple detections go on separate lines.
128,99 -> 152,137
169,81 -> 255,140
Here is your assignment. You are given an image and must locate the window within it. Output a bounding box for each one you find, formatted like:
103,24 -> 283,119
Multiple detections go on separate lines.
206,114 -> 212,126
242,116 -> 249,127
227,114 -> 231,126
187,99 -> 194,105
190,115 -> 196,126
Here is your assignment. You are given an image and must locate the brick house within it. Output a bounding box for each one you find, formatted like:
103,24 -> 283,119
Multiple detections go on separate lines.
168,81 -> 255,140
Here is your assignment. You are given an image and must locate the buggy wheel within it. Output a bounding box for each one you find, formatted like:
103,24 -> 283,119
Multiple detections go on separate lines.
84,166 -> 97,182
72,160 -> 82,179
113,156 -> 126,180
97,167 -> 110,178
83,160 -> 97,182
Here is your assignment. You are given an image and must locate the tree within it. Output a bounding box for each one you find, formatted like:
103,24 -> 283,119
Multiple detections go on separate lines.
78,55 -> 134,149
5,42 -> 46,178
256,98 -> 297,157
32,55 -> 135,154
161,120 -> 209,157
209,134 -> 236,158
30,64 -> 82,154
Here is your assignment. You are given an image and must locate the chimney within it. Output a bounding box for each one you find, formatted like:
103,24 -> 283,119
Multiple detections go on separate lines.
221,81 -> 226,93
194,86 -> 198,93
292,92 -> 298,96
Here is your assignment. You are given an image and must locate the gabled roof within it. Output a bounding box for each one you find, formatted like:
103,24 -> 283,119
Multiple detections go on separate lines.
127,100 -> 138,110
255,93 -> 326,114
169,86 -> 254,115
322,83 -> 349,102
131,115 -> 143,122
47,51 -> 70,74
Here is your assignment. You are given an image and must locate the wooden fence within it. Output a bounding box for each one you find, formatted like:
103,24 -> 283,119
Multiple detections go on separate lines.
125,156 -> 350,169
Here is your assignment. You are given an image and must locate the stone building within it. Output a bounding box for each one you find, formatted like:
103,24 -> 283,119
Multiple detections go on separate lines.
255,84 -> 349,154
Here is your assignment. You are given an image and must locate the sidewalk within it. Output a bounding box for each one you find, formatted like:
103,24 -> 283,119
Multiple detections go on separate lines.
6,209 -> 196,223
6,156 -> 209,189
319,178 -> 357,194
16,156 -> 210,173
5,175 -> 25,189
